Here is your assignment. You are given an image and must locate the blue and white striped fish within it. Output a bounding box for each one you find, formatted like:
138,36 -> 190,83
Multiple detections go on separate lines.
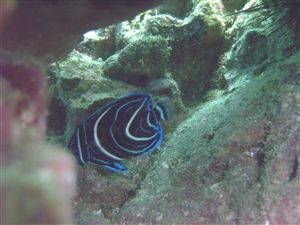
68,93 -> 168,172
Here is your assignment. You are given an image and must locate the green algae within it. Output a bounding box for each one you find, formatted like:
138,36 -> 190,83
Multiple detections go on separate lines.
104,36 -> 171,85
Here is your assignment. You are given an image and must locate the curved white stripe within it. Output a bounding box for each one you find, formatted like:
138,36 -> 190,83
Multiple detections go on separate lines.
109,98 -> 158,153
111,130 -> 159,154
154,104 -> 167,121
125,98 -> 157,141
76,129 -> 86,163
93,106 -> 124,161
139,117 -> 153,134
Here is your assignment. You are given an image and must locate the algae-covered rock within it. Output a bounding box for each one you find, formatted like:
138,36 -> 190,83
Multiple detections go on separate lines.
43,0 -> 300,224
117,46 -> 300,225
47,50 -> 139,145
77,27 -> 116,60
227,30 -> 270,69
150,0 -> 226,102
48,50 -> 136,109
44,1 -> 226,223
168,0 -> 225,102
158,0 -> 194,18
103,36 -> 171,86
71,0 -> 227,104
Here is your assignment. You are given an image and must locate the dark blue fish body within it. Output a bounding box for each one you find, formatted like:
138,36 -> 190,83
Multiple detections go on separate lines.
68,93 -> 168,172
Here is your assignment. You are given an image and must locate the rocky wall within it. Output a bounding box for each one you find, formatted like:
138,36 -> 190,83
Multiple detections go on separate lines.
2,0 -> 300,224
49,0 -> 299,224
0,0 -> 162,224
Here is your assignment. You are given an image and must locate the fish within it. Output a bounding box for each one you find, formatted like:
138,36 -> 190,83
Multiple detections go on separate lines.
68,93 -> 168,172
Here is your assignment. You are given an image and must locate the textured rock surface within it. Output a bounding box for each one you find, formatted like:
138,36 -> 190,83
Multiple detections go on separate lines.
1,60 -> 46,150
113,1 -> 300,223
103,36 -> 171,85
56,0 -> 226,104
1,0 -> 162,65
47,49 -> 184,221
77,27 -> 116,60
0,1 -> 163,224
42,0 -> 300,224
118,51 -> 300,224
111,0 -> 226,102
0,57 -> 77,225
2,141 -> 76,224
222,0 -> 248,12
47,0 -> 226,153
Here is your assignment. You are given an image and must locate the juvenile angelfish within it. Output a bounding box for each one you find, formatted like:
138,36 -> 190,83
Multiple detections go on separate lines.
68,93 -> 168,172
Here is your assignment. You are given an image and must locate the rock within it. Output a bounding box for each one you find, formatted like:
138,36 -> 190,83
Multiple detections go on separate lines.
48,50 -> 136,108
77,27 -> 116,60
117,49 -> 300,225
39,0 -> 300,224
0,0 -> 16,30
1,58 -> 76,225
227,30 -> 270,70
74,166 -> 138,221
1,0 -> 162,65
168,0 -> 225,102
2,141 -> 76,225
103,36 -> 171,86
113,7 -> 300,222
47,95 -> 67,137
0,60 -> 46,146
158,0 -> 193,18
147,77 -> 187,129
47,50 -> 140,144
222,0 -> 248,12
111,0 -> 226,102
1,1 -> 164,224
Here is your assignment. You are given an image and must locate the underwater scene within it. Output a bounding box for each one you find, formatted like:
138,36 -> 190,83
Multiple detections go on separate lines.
1,0 -> 300,224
